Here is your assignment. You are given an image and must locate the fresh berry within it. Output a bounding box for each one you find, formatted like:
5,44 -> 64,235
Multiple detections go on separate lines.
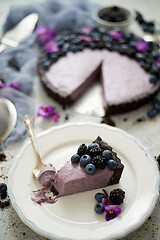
88,143 -> 99,150
71,153 -> 80,163
85,163 -> 96,175
80,154 -> 92,167
94,203 -> 104,214
149,75 -> 158,84
95,193 -> 106,203
92,155 -> 107,169
0,183 -> 7,196
77,144 -> 88,156
110,188 -> 125,205
107,159 -> 118,170
102,150 -> 113,160
89,146 -> 102,157
147,108 -> 157,118
153,99 -> 160,113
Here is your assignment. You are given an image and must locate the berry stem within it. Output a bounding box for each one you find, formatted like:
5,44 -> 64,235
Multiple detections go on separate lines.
102,189 -> 112,205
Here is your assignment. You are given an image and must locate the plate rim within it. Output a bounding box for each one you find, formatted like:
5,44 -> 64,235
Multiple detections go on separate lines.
8,122 -> 160,240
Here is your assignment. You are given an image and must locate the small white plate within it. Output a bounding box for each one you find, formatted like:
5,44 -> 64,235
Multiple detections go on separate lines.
8,123 -> 159,240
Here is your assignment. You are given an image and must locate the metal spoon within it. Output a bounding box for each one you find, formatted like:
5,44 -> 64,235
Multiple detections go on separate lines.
0,97 -> 17,153
23,115 -> 45,178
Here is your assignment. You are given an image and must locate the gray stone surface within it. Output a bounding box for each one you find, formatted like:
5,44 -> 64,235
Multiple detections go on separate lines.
0,0 -> 160,240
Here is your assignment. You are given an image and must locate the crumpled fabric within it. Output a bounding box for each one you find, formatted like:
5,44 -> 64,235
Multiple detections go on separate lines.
0,0 -> 97,148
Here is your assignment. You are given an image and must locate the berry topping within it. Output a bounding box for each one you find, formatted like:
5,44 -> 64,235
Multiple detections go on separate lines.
95,193 -> 106,203
149,74 -> 158,84
85,163 -> 96,175
71,153 -> 80,163
147,108 -> 157,118
110,188 -> 125,205
107,159 -> 118,170
89,146 -> 102,157
77,144 -> 88,156
0,183 -> 7,198
88,143 -> 99,150
92,155 -> 107,169
102,150 -> 113,160
94,203 -> 104,214
80,154 -> 92,167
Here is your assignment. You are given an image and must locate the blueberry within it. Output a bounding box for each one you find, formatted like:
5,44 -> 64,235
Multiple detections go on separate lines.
149,75 -> 158,84
69,44 -> 79,53
154,103 -> 160,113
85,163 -> 96,175
153,99 -> 160,113
42,59 -> 52,70
0,183 -> 7,196
135,53 -> 145,61
95,193 -> 106,203
80,154 -> 92,167
150,65 -> 160,76
102,150 -> 113,160
151,51 -> 159,59
88,143 -> 98,150
94,203 -> 104,214
102,35 -> 112,43
147,108 -> 157,118
71,153 -> 80,163
107,159 -> 118,170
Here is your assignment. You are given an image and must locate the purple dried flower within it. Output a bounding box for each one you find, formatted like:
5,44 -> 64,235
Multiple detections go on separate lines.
9,80 -> 21,90
44,41 -> 59,53
52,112 -> 60,122
37,106 -> 55,118
37,105 -> 60,122
79,35 -> 93,42
135,40 -> 149,52
104,205 -> 121,221
35,26 -> 56,45
109,30 -> 122,40
0,80 -> 6,89
80,27 -> 92,34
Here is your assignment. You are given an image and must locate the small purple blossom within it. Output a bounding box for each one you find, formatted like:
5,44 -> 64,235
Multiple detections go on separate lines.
109,30 -> 122,40
35,26 -> 56,45
0,80 -> 6,89
104,205 -> 121,221
80,27 -> 92,34
37,105 -> 60,122
154,57 -> 160,67
44,41 -> 59,53
52,112 -> 60,122
37,106 -> 55,118
9,80 -> 21,90
79,35 -> 93,42
135,40 -> 149,52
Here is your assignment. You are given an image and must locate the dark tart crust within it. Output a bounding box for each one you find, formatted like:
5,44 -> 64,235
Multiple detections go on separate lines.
93,136 -> 124,185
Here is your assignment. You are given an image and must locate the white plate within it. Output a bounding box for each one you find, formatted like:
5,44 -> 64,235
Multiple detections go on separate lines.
8,123 -> 159,240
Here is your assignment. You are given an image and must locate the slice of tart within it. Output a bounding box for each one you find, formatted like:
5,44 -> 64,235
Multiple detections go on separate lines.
37,136 -> 124,198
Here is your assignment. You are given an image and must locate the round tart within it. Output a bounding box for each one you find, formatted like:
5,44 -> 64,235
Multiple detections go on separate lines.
38,27 -> 160,114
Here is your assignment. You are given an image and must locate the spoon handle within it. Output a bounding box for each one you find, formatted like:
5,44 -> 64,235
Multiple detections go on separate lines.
23,115 -> 42,164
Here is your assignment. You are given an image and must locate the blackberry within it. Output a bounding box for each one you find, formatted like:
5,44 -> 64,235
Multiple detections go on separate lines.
77,144 -> 88,156
110,188 -> 125,205
89,146 -> 102,157
92,156 -> 107,169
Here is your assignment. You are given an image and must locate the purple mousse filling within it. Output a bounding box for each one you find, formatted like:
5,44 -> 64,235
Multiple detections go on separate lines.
31,188 -> 57,204
38,164 -> 56,188
53,160 -> 113,197
40,48 -> 160,112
